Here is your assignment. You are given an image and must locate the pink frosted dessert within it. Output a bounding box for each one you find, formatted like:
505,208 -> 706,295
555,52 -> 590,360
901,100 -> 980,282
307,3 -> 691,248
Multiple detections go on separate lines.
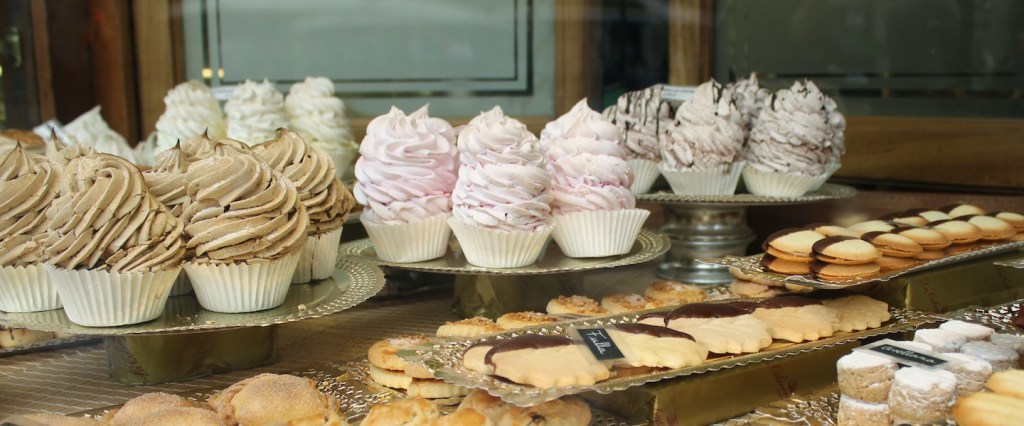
727,72 -> 771,139
659,79 -> 745,195
354,106 -> 458,262
539,99 -> 605,147
545,101 -> 650,257
743,80 -> 834,196
449,106 -> 553,267
603,85 -> 676,193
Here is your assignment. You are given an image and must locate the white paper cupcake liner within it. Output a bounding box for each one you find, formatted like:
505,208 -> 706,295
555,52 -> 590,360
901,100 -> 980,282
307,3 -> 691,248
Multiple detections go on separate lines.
628,159 -> 661,194
168,271 -> 193,296
742,166 -> 828,197
46,266 -> 179,327
363,214 -> 451,263
183,250 -> 301,313
809,161 -> 842,191
447,217 -> 552,268
660,162 -> 745,196
552,209 -> 651,258
0,264 -> 61,312
293,226 -> 344,283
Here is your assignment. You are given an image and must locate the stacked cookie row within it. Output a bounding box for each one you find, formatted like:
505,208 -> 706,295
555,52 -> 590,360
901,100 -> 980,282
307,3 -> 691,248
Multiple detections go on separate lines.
837,320 -> 1024,425
760,203 -> 1024,282
459,294 -> 890,389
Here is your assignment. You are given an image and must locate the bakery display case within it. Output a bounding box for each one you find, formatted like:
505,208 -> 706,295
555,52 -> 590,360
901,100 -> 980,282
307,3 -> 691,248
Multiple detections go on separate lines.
1,0 -> 1023,425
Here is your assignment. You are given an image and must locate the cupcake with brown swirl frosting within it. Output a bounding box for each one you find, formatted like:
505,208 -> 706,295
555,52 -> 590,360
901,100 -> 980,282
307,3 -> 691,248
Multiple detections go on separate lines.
42,153 -> 185,326
180,143 -> 309,313
142,142 -> 194,296
253,129 -> 354,283
0,144 -> 64,312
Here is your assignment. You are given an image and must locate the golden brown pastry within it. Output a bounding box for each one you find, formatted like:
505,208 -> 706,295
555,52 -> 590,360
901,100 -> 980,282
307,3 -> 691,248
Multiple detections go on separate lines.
105,392 -> 200,425
207,373 -> 343,426
362,398 -> 440,426
21,413 -> 104,426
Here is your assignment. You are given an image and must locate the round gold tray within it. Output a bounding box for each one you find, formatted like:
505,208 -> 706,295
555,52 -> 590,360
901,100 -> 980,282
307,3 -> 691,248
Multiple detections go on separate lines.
0,257 -> 384,336
340,229 -> 670,275
636,183 -> 856,205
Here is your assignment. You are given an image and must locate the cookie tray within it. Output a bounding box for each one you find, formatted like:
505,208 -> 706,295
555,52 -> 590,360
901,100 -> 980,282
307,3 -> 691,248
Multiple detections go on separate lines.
341,229 -> 670,276
397,307 -> 938,407
703,240 -> 1024,290
72,360 -> 633,426
941,299 -> 1023,334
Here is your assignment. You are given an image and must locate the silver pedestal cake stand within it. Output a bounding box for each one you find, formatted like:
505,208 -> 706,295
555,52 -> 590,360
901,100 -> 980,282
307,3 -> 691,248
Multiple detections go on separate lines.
637,183 -> 857,285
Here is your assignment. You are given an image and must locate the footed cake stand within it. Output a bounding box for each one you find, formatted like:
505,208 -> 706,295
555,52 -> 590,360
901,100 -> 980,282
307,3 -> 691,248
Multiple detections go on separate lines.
636,183 -> 856,285
0,257 -> 385,384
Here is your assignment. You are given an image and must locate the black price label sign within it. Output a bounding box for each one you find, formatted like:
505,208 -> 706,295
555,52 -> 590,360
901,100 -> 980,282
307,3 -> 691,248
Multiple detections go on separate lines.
855,339 -> 961,370
576,328 -> 624,361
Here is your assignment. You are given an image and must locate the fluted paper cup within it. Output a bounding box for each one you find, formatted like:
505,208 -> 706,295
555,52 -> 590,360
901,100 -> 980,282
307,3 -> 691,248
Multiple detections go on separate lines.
0,264 -> 61,312
293,226 -> 344,283
168,271 -> 193,296
46,265 -> 178,327
742,166 -> 828,198
809,161 -> 842,191
660,162 -> 745,196
362,214 -> 451,263
628,159 -> 660,194
184,250 -> 301,313
552,209 -> 651,258
447,217 -> 552,268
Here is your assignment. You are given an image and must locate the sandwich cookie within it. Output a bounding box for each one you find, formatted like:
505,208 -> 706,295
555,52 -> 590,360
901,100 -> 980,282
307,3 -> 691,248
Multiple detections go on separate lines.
888,224 -> 951,250
810,261 -> 881,282
805,223 -> 858,238
905,208 -> 953,222
606,323 -> 709,369
928,219 -> 983,244
987,211 -> 1024,231
846,220 -> 894,236
760,253 -> 812,275
958,215 -> 1016,241
762,229 -> 824,263
915,249 -> 946,261
811,236 -> 881,265
941,203 -> 986,218
483,335 -> 610,388
860,231 -> 922,258
879,211 -> 928,227
875,256 -> 919,273
664,303 -> 772,354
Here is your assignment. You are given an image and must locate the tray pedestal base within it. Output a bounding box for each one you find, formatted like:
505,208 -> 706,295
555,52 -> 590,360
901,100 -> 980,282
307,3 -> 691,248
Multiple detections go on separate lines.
105,326 -> 278,385
657,204 -> 754,284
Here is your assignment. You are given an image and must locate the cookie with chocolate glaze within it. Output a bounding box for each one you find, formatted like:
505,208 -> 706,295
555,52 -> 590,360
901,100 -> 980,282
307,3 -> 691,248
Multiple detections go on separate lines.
958,215 -> 1016,241
751,296 -> 839,343
663,303 -> 772,354
987,211 -> 1024,231
806,223 -> 858,238
810,261 -> 881,282
812,236 -> 882,265
762,229 -> 823,262
928,219 -> 983,244
606,323 -> 709,369
888,224 -> 951,250
860,231 -> 923,258
941,203 -> 986,218
847,220 -> 895,236
880,211 -> 929,227
906,208 -> 952,222
760,253 -> 812,275
484,335 -> 610,388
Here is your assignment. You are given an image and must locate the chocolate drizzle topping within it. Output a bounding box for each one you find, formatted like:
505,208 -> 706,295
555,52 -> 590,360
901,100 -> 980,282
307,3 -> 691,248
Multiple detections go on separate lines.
667,303 -> 748,320
811,235 -> 856,254
613,323 -> 694,340
757,296 -> 822,309
484,335 -> 574,366
928,219 -> 953,227
636,312 -> 668,326
759,253 -> 779,269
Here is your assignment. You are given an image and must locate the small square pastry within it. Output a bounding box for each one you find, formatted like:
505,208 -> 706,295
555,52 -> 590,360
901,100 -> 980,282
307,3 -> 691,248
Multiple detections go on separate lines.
888,367 -> 957,424
836,351 -> 897,403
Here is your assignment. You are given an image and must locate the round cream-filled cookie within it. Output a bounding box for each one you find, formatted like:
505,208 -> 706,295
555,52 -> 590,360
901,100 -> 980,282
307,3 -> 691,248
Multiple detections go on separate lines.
941,203 -> 986,218
806,223 -> 858,238
987,211 -> 1024,231
928,219 -> 983,244
906,208 -> 953,222
436,317 -> 502,338
846,220 -> 894,236
811,236 -> 881,265
961,214 -> 1016,241
810,261 -> 881,282
495,311 -> 558,330
368,335 -> 429,371
760,253 -> 811,275
879,211 -> 929,227
644,280 -> 708,304
545,295 -> 608,316
762,229 -> 824,262
875,255 -> 919,273
368,364 -> 414,389
888,224 -> 951,250
915,249 -> 946,261
860,231 -> 922,258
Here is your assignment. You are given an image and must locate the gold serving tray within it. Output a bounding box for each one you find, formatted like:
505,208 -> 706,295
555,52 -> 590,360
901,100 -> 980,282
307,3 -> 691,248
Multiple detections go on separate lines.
0,334 -> 100,357
0,257 -> 384,336
397,306 -> 938,407
942,299 -> 1024,334
340,229 -> 670,275
635,183 -> 856,206
704,240 -> 1024,290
